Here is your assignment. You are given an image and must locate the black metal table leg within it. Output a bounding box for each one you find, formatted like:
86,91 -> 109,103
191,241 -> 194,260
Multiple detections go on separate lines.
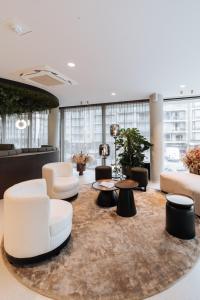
117,189 -> 137,217
97,190 -> 118,207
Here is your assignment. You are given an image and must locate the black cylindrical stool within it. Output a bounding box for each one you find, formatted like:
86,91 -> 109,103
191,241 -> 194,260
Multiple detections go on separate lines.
130,167 -> 148,191
166,194 -> 195,240
95,166 -> 112,181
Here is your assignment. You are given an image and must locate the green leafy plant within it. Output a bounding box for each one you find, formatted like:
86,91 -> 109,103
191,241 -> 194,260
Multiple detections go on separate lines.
0,78 -> 59,115
115,128 -> 152,167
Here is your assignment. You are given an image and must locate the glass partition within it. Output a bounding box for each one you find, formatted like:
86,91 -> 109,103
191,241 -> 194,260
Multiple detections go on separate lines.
164,98 -> 200,172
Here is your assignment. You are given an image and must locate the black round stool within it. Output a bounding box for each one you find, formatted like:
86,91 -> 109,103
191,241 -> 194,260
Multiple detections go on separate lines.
130,167 -> 148,191
95,166 -> 112,181
166,194 -> 195,240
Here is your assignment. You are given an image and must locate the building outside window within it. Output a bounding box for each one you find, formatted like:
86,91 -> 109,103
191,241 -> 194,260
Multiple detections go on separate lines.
61,101 -> 150,167
164,98 -> 200,172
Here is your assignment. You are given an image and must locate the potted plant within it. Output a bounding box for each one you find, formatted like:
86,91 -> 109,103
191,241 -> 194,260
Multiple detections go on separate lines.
182,147 -> 200,174
72,151 -> 93,175
115,128 -> 152,176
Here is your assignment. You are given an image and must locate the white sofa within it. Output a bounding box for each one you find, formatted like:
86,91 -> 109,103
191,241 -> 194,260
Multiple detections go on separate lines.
160,172 -> 200,216
42,162 -> 79,200
3,179 -> 73,264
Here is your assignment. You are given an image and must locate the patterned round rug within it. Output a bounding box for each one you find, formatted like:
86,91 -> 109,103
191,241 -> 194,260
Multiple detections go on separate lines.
2,185 -> 200,300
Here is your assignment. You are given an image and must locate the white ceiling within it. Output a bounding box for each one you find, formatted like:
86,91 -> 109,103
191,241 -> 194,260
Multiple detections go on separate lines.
0,0 -> 200,107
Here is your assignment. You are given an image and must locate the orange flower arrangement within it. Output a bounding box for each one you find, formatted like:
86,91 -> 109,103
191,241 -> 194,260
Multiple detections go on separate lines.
182,147 -> 200,173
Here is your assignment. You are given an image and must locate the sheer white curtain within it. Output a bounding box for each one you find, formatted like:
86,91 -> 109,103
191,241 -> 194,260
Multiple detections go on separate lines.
0,116 -> 3,143
2,111 -> 48,148
63,106 -> 102,165
62,101 -> 150,167
5,114 -> 29,148
31,112 -> 48,147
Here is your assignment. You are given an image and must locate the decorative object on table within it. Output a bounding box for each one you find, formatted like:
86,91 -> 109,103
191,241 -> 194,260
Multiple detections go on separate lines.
95,165 -> 112,181
115,128 -> 152,177
99,144 -> 110,165
72,151 -> 92,175
165,194 -> 195,239
92,179 -> 118,207
130,167 -> 148,191
110,124 -> 120,178
115,179 -> 139,217
182,147 -> 200,174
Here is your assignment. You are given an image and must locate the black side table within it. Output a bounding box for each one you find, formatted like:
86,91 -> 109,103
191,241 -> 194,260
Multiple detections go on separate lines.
115,179 -> 138,217
166,194 -> 195,239
92,179 -> 118,207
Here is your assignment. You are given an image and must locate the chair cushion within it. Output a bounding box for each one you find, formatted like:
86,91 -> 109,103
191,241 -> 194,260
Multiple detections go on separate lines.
130,167 -> 148,186
49,200 -> 72,236
54,176 -> 79,193
0,150 -> 9,157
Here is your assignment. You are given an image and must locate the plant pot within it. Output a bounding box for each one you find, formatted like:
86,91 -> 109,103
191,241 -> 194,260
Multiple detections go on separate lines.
189,167 -> 200,175
122,165 -> 132,178
77,163 -> 86,175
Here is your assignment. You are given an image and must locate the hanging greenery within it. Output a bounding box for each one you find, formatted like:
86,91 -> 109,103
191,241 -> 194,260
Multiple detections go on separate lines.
0,78 -> 59,115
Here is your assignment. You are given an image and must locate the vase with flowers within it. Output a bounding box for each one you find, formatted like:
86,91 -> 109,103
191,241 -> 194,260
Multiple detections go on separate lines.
72,151 -> 92,175
182,147 -> 200,174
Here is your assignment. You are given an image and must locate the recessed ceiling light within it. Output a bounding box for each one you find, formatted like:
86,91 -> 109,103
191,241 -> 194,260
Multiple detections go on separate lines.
111,92 -> 116,96
67,62 -> 76,68
180,84 -> 186,88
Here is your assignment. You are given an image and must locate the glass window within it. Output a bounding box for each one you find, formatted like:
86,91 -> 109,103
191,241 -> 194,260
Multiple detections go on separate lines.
5,114 -> 29,148
1,111 -> 48,148
63,106 -> 102,166
105,102 -> 150,165
164,98 -> 200,172
62,101 -> 150,168
31,112 -> 48,147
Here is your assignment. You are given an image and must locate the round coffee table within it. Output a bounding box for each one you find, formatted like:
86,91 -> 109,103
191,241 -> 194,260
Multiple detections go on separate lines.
92,179 -> 118,207
115,179 -> 138,217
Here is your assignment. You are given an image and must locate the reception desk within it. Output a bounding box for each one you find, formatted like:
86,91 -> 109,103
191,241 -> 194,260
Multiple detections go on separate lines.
0,150 -> 59,199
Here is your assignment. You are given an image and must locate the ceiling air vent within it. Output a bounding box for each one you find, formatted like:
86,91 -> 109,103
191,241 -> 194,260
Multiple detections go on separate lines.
18,66 -> 77,87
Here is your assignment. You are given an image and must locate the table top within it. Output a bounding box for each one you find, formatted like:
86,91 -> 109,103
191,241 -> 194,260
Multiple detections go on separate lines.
166,194 -> 194,206
115,179 -> 139,189
92,179 -> 118,191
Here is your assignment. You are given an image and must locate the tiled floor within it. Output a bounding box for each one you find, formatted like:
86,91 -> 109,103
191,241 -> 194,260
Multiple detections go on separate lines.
0,170 -> 200,300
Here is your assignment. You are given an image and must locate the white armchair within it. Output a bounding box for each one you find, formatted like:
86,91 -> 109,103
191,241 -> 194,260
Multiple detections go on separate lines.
3,179 -> 72,264
42,162 -> 79,200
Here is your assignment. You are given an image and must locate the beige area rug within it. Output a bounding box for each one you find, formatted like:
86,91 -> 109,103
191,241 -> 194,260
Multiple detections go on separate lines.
2,185 -> 200,300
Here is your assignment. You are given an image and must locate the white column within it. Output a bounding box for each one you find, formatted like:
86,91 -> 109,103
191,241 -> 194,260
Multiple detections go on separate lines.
149,93 -> 164,182
48,108 -> 59,148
